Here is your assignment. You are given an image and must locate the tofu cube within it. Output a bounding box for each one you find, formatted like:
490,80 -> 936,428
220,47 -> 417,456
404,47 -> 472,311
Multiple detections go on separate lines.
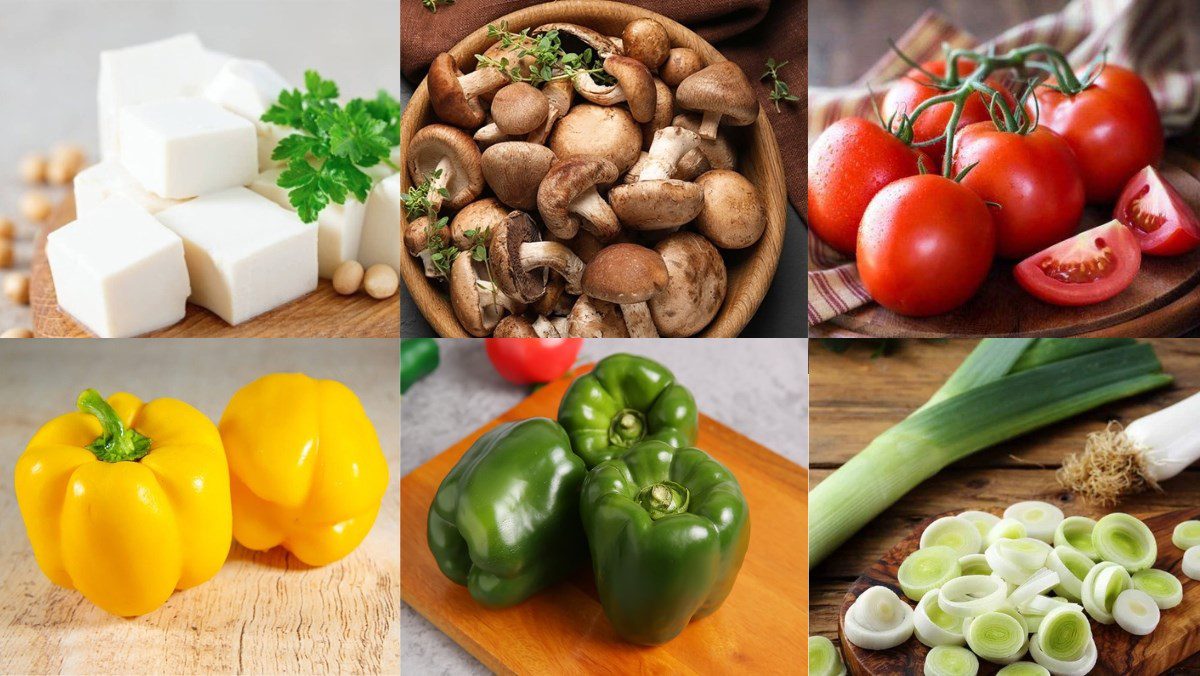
155,188 -> 317,325
358,173 -> 401,273
119,98 -> 258,199
74,161 -> 188,218
46,196 -> 190,337
204,59 -> 293,170
249,169 -> 366,278
98,33 -> 212,159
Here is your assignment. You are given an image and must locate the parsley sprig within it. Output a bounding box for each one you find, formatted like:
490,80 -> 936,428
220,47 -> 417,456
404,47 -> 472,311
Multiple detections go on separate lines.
476,23 -> 612,87
262,71 -> 400,223
760,58 -> 800,112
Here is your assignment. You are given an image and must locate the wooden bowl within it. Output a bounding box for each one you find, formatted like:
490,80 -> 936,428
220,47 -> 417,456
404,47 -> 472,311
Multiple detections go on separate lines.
400,0 -> 788,337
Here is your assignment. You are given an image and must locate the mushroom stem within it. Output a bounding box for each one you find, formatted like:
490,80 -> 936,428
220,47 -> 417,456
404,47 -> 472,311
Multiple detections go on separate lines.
533,315 -> 564,337
519,241 -> 584,294
427,157 -> 455,211
459,67 -> 510,101
476,279 -> 522,316
417,250 -> 440,278
571,187 -> 619,238
640,127 -> 703,181
474,123 -> 511,148
698,111 -> 721,140
620,302 -> 659,337
527,102 -> 564,145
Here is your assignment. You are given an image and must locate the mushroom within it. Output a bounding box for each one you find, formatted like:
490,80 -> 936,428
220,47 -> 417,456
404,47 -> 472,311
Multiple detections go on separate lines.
449,197 -> 508,248
553,229 -> 627,264
549,104 -> 641,174
537,156 -> 620,240
489,210 -> 586,303
608,126 -> 705,230
694,169 -> 767,249
647,232 -> 727,336
567,295 -> 629,337
641,79 -> 674,149
532,23 -> 622,59
580,243 -> 667,337
660,48 -> 705,87
527,78 -> 575,145
624,149 -> 709,184
407,124 -> 484,212
493,315 -> 538,337
404,216 -> 441,278
573,55 -> 657,124
481,142 -> 556,211
531,274 -> 569,317
490,83 -> 550,136
622,19 -> 670,70
533,315 -> 571,337
449,253 -> 524,337
472,119 -> 512,148
428,52 -> 512,129
675,62 -> 759,139
672,113 -> 737,171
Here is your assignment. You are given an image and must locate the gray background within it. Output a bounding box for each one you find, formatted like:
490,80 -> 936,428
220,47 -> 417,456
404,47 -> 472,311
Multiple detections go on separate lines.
400,338 -> 808,673
0,0 -> 399,334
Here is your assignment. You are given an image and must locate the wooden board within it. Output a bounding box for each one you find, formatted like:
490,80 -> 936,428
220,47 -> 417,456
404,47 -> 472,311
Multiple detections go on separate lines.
826,153 -> 1200,337
400,364 -> 808,674
29,194 -> 399,337
808,339 -> 1200,673
839,507 -> 1200,675
400,0 -> 788,338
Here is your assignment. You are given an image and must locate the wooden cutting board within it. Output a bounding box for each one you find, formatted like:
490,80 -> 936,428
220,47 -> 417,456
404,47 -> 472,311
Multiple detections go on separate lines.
29,194 -> 398,337
826,152 -> 1200,337
400,364 -> 808,674
839,507 -> 1200,675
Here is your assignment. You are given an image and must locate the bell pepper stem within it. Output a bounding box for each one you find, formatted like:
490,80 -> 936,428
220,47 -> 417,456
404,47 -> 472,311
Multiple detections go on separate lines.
637,481 -> 690,520
76,389 -> 152,463
608,409 -> 647,447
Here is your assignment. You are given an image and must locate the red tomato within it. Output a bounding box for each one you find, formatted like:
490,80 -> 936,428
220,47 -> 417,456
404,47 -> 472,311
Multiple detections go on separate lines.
485,338 -> 582,385
1031,64 -> 1164,204
807,117 -> 923,256
1014,220 -> 1141,306
882,59 -> 1012,168
1113,166 -> 1200,256
857,174 -> 996,316
952,122 -> 1086,259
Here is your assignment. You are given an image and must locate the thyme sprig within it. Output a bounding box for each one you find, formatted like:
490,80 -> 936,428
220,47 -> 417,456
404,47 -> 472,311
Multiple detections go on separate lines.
476,23 -> 611,87
761,58 -> 800,112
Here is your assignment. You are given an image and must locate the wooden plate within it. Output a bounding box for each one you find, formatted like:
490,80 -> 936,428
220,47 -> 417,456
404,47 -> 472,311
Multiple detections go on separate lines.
29,194 -> 398,337
400,364 -> 807,673
825,152 -> 1200,337
400,0 -> 788,337
838,507 -> 1200,675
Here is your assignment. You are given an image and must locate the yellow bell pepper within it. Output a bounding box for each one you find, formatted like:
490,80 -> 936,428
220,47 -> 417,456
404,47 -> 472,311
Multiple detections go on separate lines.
14,390 -> 231,617
219,373 -> 388,566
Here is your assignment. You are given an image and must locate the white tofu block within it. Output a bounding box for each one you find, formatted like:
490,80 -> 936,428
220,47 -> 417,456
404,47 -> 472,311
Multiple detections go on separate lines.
358,174 -> 401,273
119,98 -> 258,199
46,196 -> 190,337
74,161 -> 188,218
98,34 -> 212,159
204,59 -> 293,170
155,188 -> 317,325
249,169 -> 366,278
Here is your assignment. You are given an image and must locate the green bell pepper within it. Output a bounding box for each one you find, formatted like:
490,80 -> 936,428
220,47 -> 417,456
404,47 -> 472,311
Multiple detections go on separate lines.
427,418 -> 587,608
581,440 -> 751,645
557,354 -> 698,468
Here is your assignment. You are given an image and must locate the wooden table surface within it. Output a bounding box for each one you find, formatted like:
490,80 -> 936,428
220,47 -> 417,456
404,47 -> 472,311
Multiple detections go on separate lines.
809,339 -> 1200,672
0,340 -> 399,674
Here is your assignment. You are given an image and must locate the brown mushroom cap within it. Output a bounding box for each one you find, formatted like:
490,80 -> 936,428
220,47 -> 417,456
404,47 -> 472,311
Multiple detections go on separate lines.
493,315 -> 539,337
694,169 -> 766,249
622,19 -> 670,70
407,124 -> 484,211
428,53 -> 487,128
491,83 -> 550,136
608,179 -> 704,230
532,23 -> 622,58
660,48 -> 704,88
581,243 -> 668,304
641,79 -> 674,149
450,253 -> 521,336
549,104 -> 641,174
450,198 -> 508,249
676,62 -> 759,138
567,295 -> 629,337
648,232 -> 727,336
404,216 -> 433,256
481,142 -> 556,211
536,156 -> 620,240
489,211 -> 546,304
672,113 -> 737,170
601,56 -> 657,123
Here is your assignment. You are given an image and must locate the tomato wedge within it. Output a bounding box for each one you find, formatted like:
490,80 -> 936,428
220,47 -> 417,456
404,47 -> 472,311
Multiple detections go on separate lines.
1014,221 -> 1141,306
1113,166 -> 1200,256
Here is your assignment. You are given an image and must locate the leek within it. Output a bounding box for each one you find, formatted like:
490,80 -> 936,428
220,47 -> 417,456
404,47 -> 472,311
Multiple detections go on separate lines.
938,575 -> 1007,618
1053,517 -> 1099,560
1112,589 -> 1159,635
915,590 -> 966,647
808,636 -> 846,676
986,519 -> 1027,547
924,645 -> 979,676
964,608 -> 1027,664
1004,502 -> 1063,544
1131,568 -> 1183,609
1185,546 -> 1200,581
900,546 -> 962,601
958,554 -> 991,576
1046,546 -> 1094,602
1081,561 -> 1130,624
1030,605 -> 1096,675
811,340 -> 1170,567
959,511 -> 1001,541
922,517 -> 983,557
996,663 -> 1050,676
1092,513 -> 1156,571
844,586 -> 914,650
1174,520 -> 1200,549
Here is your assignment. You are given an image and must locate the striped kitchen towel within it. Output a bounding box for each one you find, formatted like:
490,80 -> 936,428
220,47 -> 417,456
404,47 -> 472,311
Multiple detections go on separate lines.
807,0 -> 1200,328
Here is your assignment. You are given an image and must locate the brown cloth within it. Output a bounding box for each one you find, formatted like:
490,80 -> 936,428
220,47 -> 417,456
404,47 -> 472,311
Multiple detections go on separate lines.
400,0 -> 805,210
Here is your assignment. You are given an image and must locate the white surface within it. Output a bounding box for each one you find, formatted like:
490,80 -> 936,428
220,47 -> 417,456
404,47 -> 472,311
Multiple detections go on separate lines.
204,59 -> 292,170
155,187 -> 317,325
360,173 -> 402,273
46,195 -> 189,338
251,168 -> 367,278
74,161 -> 187,217
119,98 -> 258,199
399,338 -> 809,674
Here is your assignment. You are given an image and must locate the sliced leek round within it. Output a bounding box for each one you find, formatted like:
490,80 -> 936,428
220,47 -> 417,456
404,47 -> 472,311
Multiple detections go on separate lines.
1035,604 -> 1091,662
996,662 -> 1050,676
809,635 -> 847,676
924,644 -> 980,676
998,538 -> 1052,570
1081,561 -> 1130,624
1029,632 -> 1097,676
964,609 -> 1028,664
986,518 -> 1028,547
1113,589 -> 1160,635
1004,501 -> 1064,543
985,542 -> 1037,586
914,590 -> 966,648
1092,513 -> 1157,572
1008,568 -> 1060,609
899,546 -> 963,601
938,575 -> 1008,618
958,554 -> 992,577
1174,520 -> 1200,550
845,586 -> 915,650
1131,568 -> 1183,609
1053,516 -> 1099,560
922,516 -> 985,557
959,511 -> 1002,542
1184,546 -> 1200,581
1046,546 -> 1095,602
